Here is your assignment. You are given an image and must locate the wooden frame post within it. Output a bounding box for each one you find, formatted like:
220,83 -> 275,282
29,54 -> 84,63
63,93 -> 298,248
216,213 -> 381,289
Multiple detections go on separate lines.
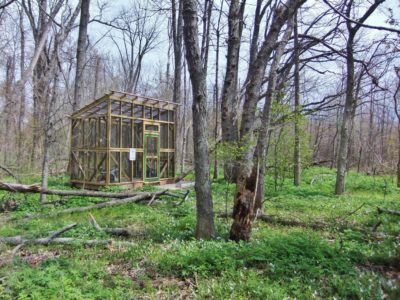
106,97 -> 111,185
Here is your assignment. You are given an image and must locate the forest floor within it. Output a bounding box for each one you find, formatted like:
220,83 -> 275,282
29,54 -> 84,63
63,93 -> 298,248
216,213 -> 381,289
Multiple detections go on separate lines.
0,167 -> 399,299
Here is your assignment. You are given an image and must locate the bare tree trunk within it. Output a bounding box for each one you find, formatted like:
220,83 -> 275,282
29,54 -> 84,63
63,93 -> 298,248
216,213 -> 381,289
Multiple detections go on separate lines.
93,56 -> 101,99
293,12 -> 301,186
394,68 -> 400,187
73,0 -> 90,112
220,0 -> 246,182
17,8 -> 26,165
3,56 -> 15,165
213,0 -> 223,180
172,0 -> 183,172
398,126 -> 400,187
40,70 -> 59,203
253,18 -> 294,211
335,0 -> 384,195
335,34 -> 354,195
180,61 -> 188,174
230,0 -> 304,241
26,0 -> 51,169
182,0 -> 215,239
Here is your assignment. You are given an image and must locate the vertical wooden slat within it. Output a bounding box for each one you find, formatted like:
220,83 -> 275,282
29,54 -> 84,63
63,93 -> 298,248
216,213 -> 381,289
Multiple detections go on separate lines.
106,97 -> 111,185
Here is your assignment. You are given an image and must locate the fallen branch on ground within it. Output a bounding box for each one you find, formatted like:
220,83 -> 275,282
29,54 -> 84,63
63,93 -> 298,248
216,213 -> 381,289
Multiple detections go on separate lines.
0,222 -> 134,248
0,236 -> 134,247
0,223 -> 77,265
0,164 -> 19,182
27,191 -> 167,218
175,191 -> 190,206
377,207 -> 400,216
43,223 -> 77,244
89,214 -> 142,237
0,182 -> 153,199
147,194 -> 157,206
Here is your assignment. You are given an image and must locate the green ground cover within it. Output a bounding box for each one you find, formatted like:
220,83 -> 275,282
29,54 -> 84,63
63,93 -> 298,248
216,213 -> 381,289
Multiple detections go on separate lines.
0,167 -> 399,299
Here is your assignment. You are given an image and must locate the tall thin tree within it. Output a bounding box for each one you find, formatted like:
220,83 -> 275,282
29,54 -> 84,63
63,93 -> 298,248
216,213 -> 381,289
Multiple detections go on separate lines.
73,0 -> 90,112
182,0 -> 215,239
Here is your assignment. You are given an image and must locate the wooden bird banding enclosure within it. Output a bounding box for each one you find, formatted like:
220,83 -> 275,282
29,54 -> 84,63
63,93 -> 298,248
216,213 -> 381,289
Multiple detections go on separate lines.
69,91 -> 179,189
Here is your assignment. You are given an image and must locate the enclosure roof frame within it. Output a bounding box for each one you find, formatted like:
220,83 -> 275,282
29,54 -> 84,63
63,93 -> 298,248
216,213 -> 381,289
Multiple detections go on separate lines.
71,90 -> 180,119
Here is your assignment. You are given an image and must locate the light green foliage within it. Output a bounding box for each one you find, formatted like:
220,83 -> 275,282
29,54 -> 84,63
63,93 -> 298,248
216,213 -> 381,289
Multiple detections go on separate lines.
216,134 -> 256,167
268,102 -> 312,190
0,168 -> 399,299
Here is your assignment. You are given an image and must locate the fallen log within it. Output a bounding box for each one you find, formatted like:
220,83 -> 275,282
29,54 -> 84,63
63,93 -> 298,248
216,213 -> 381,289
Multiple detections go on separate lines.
377,207 -> 400,216
0,236 -> 134,247
1,223 -> 77,264
0,182 -> 151,199
89,214 -> 141,237
21,191 -> 166,220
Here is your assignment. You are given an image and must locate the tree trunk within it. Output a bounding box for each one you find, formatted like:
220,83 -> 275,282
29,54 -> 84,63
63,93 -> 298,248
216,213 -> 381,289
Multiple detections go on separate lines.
182,0 -> 215,239
172,0 -> 183,172
213,1 -> 223,180
180,61 -> 188,174
253,18 -> 294,211
93,56 -> 101,99
17,8 -> 26,165
335,35 -> 355,195
220,0 -> 245,182
3,56 -> 15,165
30,51 -> 48,169
40,70 -> 59,203
73,0 -> 90,112
335,0 -> 385,195
293,12 -> 301,186
230,0 -> 304,241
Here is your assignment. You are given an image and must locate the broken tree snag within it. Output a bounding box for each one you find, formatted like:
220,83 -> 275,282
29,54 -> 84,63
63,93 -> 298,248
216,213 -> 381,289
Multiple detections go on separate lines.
377,207 -> 400,216
89,214 -> 137,237
0,182 -> 151,199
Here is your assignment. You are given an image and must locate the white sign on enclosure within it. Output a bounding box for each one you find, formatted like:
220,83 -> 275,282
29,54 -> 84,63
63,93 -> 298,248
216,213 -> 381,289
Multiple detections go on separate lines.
129,148 -> 136,161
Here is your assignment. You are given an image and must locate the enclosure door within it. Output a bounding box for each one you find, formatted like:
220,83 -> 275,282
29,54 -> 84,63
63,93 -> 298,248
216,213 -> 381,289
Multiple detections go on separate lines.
144,133 -> 160,182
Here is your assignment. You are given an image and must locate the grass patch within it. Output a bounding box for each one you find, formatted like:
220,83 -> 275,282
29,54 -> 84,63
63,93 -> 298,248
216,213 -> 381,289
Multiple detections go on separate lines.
0,167 -> 399,299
